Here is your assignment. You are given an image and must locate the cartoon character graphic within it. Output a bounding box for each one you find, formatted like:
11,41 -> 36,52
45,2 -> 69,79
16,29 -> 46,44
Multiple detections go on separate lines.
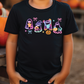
25,18 -> 33,34
53,21 -> 62,34
34,20 -> 42,33
43,19 -> 52,35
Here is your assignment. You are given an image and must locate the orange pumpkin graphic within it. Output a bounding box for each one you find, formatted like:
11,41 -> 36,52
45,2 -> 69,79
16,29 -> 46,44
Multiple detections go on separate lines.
46,30 -> 51,35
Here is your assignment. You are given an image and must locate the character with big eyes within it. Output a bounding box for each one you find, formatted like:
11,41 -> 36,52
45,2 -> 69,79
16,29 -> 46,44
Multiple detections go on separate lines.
53,21 -> 62,34
43,19 -> 52,35
25,18 -> 33,34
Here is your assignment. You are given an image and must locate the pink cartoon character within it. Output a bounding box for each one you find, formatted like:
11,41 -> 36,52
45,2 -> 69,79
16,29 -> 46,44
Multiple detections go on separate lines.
43,18 -> 52,31
43,19 -> 52,35
25,18 -> 33,34
53,21 -> 62,34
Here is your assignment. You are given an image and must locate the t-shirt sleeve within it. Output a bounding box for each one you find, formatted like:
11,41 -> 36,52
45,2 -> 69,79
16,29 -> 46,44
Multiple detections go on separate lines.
4,5 -> 19,34
63,5 -> 79,35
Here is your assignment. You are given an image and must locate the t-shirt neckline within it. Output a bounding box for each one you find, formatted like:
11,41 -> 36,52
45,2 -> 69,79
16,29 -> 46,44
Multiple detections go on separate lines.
25,0 -> 56,12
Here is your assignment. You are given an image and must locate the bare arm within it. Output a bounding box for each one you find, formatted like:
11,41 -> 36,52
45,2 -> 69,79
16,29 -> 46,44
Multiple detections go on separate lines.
6,33 -> 18,74
60,34 -> 73,76
6,33 -> 28,84
47,34 -> 73,84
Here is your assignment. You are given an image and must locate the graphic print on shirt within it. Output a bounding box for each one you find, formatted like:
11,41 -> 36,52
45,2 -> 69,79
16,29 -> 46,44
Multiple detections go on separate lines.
53,18 -> 62,34
33,17 -> 38,21
25,18 -> 62,35
43,19 -> 52,35
34,20 -> 43,33
25,18 -> 33,34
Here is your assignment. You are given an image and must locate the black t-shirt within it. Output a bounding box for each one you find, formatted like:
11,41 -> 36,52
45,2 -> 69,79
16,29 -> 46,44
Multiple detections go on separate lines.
4,0 -> 78,84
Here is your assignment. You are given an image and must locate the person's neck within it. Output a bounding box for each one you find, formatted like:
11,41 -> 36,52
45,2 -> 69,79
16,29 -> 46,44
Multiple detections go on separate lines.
28,0 -> 53,9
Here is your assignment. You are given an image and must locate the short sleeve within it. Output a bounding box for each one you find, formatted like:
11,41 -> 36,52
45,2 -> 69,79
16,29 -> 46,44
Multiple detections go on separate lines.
4,5 -> 19,34
63,5 -> 79,35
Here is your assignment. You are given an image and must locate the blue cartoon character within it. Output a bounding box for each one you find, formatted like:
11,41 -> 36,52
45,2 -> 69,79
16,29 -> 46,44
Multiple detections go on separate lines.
34,20 -> 42,33
53,21 -> 62,34
43,19 -> 52,35
25,18 -> 33,34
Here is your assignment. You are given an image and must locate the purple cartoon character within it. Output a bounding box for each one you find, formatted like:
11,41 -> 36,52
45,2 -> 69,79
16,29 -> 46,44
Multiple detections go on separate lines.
43,19 -> 52,31
34,20 -> 42,33
25,18 -> 33,34
43,19 -> 52,35
53,21 -> 62,34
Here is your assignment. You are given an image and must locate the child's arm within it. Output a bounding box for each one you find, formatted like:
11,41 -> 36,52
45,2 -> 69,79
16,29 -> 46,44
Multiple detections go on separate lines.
6,33 -> 28,84
61,33 -> 73,75
48,34 -> 73,84
6,33 -> 18,73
